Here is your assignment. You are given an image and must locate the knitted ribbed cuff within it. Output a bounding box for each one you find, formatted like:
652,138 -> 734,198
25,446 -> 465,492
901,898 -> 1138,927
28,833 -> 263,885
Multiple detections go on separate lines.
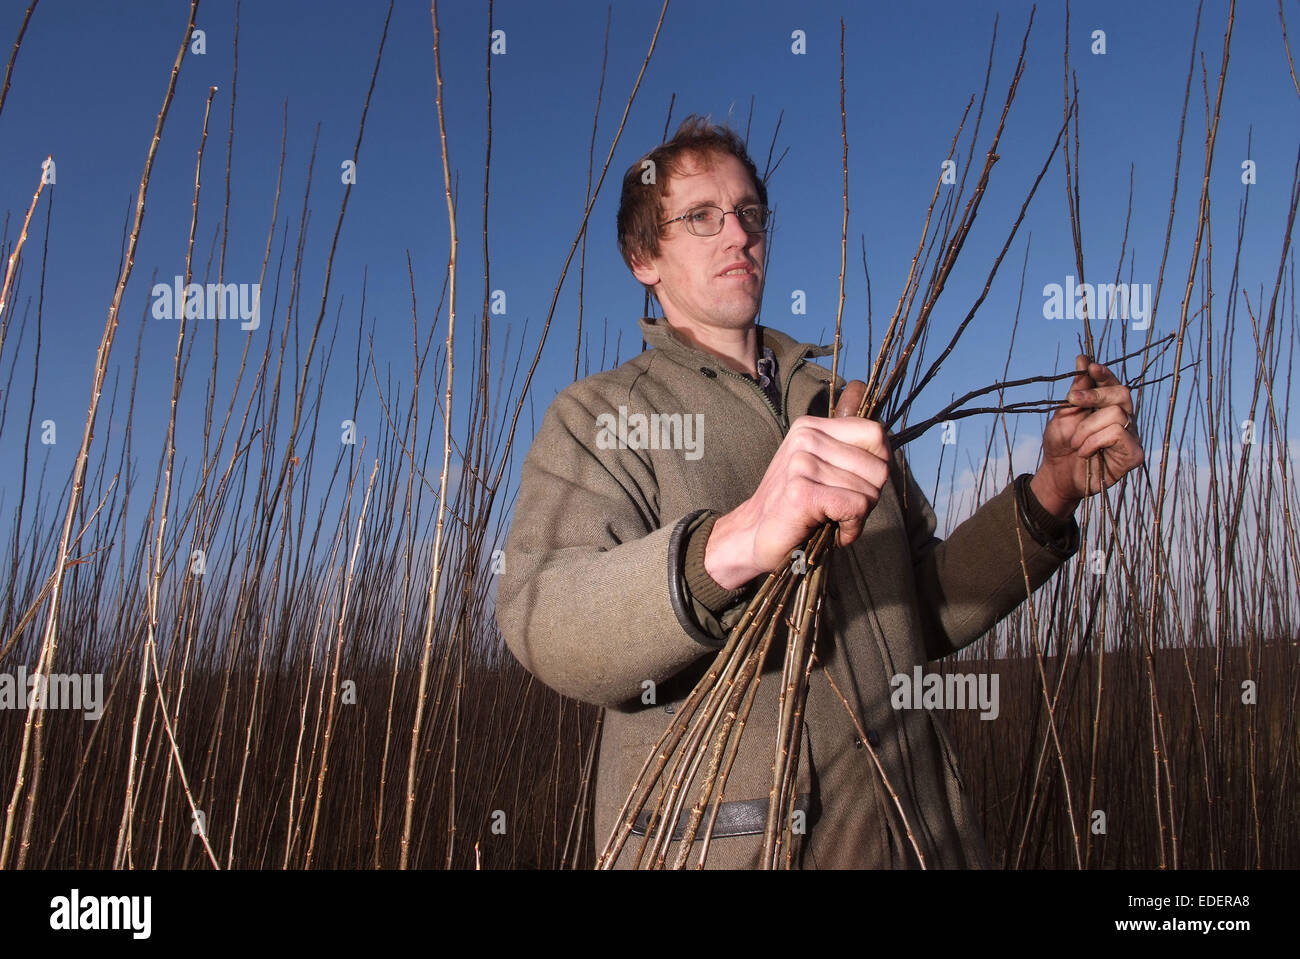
1014,473 -> 1080,557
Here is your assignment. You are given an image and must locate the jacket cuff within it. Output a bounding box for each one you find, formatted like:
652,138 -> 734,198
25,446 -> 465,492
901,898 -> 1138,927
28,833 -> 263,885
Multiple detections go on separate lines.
1013,473 -> 1079,559
668,510 -> 726,648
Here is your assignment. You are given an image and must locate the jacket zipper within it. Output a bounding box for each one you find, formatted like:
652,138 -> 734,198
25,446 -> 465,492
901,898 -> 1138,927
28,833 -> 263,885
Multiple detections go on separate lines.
714,351 -> 811,432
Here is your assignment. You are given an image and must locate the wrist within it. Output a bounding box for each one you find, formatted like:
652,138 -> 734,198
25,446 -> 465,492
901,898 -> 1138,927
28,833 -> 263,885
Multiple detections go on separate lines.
1028,470 -> 1080,521
703,507 -> 762,591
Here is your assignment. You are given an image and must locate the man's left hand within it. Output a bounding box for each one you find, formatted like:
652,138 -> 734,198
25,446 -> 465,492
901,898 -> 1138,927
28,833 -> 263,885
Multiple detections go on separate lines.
1029,353 -> 1145,519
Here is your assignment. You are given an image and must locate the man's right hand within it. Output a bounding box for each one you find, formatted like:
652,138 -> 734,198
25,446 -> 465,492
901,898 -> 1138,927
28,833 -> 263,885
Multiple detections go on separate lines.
703,380 -> 890,591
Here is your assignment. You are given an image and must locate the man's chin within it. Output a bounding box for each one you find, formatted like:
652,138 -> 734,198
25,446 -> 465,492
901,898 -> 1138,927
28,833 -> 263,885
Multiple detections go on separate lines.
714,298 -> 763,328
659,299 -> 762,332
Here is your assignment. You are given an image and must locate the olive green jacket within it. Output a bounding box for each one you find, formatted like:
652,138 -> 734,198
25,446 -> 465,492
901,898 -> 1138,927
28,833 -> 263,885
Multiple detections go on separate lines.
496,316 -> 1079,868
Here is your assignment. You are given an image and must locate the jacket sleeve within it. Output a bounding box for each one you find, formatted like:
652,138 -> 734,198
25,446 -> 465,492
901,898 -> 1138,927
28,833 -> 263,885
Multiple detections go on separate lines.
495,386 -> 726,708
892,452 -> 1080,661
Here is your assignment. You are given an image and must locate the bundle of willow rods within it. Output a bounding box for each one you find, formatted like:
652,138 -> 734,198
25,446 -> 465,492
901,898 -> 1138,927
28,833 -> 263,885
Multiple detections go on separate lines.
592,347 -> 1171,870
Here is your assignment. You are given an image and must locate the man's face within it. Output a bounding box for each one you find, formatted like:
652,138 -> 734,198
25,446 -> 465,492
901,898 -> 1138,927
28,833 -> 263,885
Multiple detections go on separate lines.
630,151 -> 766,336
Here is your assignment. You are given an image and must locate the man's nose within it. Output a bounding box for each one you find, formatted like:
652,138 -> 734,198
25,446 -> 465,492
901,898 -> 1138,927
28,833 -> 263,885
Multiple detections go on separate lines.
719,210 -> 757,248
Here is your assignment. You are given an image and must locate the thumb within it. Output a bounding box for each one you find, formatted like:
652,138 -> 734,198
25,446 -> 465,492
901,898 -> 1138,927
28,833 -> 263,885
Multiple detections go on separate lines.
1070,353 -> 1095,388
1066,354 -> 1095,404
833,379 -> 868,418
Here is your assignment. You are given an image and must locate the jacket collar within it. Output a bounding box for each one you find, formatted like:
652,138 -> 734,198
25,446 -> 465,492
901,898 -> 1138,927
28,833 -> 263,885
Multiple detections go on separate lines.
637,316 -> 834,377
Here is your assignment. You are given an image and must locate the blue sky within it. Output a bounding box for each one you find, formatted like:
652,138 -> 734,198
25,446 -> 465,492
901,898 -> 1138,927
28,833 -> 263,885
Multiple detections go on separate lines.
0,0 -> 1295,546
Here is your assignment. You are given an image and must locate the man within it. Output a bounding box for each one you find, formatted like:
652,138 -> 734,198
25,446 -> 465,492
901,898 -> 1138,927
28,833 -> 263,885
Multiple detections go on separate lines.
495,116 -> 1144,868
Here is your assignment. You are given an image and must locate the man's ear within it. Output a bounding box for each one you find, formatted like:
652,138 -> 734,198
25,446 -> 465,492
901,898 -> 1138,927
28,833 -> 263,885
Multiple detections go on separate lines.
629,254 -> 660,288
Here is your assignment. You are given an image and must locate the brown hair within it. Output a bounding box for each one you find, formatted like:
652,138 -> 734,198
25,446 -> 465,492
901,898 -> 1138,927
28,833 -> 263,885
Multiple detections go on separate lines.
616,115 -> 767,276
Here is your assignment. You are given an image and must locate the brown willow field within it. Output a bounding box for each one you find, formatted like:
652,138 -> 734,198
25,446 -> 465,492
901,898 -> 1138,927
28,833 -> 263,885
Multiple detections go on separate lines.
0,0 -> 1297,870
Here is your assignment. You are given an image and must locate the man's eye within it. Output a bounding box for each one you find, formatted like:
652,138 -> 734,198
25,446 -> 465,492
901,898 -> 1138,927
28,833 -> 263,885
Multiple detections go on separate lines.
686,208 -> 715,223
